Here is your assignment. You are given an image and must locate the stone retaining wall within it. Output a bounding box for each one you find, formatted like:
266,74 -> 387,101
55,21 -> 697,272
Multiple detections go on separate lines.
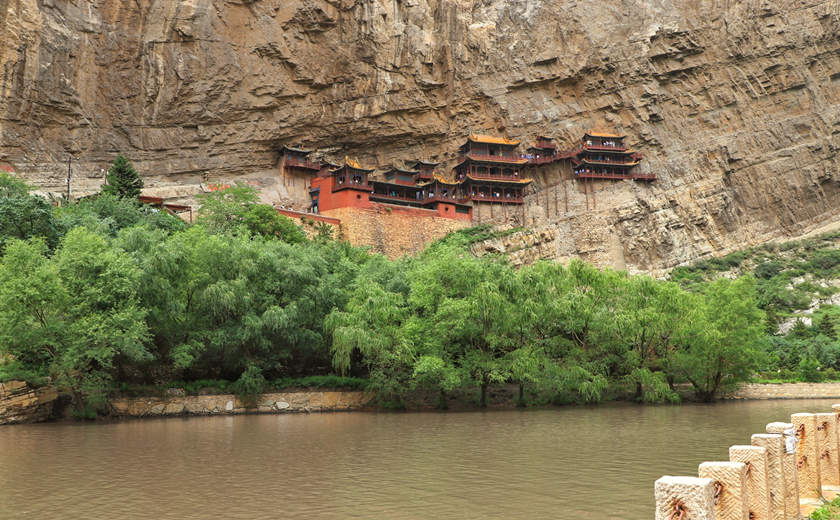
726,382 -> 840,399
0,381 -> 58,425
109,390 -> 374,417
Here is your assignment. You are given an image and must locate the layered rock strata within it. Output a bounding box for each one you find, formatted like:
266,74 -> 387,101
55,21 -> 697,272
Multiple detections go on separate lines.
4,1 -> 840,270
0,381 -> 59,425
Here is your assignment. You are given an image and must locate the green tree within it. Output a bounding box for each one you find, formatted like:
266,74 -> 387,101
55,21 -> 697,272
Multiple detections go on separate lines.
195,183 -> 259,234
0,194 -> 59,251
0,230 -> 150,412
102,155 -> 144,199
668,277 -> 766,401
0,171 -> 30,198
242,204 -> 307,244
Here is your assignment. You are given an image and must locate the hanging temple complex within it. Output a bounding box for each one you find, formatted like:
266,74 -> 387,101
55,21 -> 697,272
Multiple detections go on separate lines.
260,132 -> 652,258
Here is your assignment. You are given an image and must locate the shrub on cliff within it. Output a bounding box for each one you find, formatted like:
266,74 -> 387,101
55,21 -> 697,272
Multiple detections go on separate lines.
102,155 -> 144,200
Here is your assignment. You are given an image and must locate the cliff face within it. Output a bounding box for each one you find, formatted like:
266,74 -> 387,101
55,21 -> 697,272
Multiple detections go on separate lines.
3,0 -> 840,272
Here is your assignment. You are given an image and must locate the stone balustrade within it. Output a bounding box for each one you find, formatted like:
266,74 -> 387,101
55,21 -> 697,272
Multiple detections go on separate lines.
655,405 -> 840,519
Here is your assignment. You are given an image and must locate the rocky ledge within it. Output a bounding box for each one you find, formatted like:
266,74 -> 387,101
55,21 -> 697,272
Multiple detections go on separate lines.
109,390 -> 374,417
0,381 -> 59,425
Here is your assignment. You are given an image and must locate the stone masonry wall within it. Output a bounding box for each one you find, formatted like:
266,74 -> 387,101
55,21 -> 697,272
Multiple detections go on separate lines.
726,382 -> 840,400
109,390 -> 373,418
323,205 -> 470,259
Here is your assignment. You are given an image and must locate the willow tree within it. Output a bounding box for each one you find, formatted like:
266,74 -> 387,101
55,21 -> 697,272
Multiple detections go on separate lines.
0,229 -> 150,412
668,276 -> 766,401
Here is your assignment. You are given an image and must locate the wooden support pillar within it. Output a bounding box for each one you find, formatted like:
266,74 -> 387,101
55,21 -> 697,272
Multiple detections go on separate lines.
792,413 -> 822,498
697,461 -> 749,520
729,445 -> 772,520
654,476 -> 715,520
563,178 -> 568,213
751,434 -> 786,520
817,412 -> 840,486
766,422 -> 799,520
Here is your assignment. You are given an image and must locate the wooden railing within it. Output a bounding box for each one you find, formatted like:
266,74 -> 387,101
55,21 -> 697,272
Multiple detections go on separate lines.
466,172 -> 524,182
460,153 -> 524,163
333,179 -> 372,191
527,156 -> 556,165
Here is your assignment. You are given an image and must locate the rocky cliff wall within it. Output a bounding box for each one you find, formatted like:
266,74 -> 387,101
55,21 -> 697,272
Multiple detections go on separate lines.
4,0 -> 840,271
0,381 -> 58,425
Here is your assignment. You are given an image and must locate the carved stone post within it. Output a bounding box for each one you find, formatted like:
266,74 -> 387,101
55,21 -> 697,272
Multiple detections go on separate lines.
766,422 -> 799,520
751,434 -> 785,520
698,461 -> 749,520
817,412 -> 840,486
654,476 -> 715,520
792,413 -> 821,498
729,445 -> 772,520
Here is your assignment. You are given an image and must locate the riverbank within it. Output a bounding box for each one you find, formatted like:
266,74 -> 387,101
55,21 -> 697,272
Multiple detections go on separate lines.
8,380 -> 840,425
724,381 -> 840,399
109,390 -> 374,417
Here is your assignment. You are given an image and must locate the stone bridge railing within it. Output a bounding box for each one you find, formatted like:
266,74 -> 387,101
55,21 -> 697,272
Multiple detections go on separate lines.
654,405 -> 840,519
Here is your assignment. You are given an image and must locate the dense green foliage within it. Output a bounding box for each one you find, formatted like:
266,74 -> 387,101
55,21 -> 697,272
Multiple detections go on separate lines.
0,173 -> 795,414
670,231 -> 840,383
811,496 -> 840,520
102,155 -> 144,199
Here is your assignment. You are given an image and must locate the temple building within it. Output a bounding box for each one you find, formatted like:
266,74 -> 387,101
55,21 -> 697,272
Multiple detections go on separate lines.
406,160 -> 439,182
309,158 -> 374,214
453,134 -> 532,205
279,145 -> 324,210
559,131 -> 653,181
280,145 -> 322,173
309,159 -> 471,220
524,136 -> 558,165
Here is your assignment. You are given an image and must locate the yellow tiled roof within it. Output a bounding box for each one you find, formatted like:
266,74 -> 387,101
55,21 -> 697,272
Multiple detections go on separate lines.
586,130 -> 624,138
345,156 -> 369,170
468,134 -> 520,146
433,174 -> 460,185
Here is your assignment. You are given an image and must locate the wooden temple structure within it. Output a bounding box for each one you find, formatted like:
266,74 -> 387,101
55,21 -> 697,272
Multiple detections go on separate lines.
452,135 -> 532,204
285,129 -> 651,224
558,131 -> 653,181
524,136 -> 559,165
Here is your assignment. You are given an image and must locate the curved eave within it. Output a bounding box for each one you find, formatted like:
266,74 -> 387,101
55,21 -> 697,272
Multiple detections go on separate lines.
467,134 -> 521,146
584,131 -> 625,139
432,174 -> 461,185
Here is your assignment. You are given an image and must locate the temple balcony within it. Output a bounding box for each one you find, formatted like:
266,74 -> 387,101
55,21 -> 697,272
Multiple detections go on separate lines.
460,153 -> 526,164
464,172 -> 524,182
582,143 -> 628,152
370,193 -> 425,205
527,156 -> 556,165
284,156 -> 322,171
332,178 -> 373,192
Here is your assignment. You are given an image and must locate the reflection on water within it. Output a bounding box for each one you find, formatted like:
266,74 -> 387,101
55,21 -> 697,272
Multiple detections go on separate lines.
0,399 -> 835,519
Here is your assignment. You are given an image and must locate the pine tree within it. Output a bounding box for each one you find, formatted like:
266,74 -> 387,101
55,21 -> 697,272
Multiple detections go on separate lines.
102,155 -> 143,199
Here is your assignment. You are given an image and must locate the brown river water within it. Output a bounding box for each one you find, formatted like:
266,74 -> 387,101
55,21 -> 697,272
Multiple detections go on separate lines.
0,399 -> 836,519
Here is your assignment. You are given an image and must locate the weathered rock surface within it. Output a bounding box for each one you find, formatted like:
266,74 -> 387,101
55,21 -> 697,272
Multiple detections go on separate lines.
108,390 -> 373,417
0,381 -> 59,425
4,1 -> 840,270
